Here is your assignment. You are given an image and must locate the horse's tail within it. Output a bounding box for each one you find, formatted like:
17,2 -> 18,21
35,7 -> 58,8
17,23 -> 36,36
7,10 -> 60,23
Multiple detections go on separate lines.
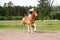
20,18 -> 25,27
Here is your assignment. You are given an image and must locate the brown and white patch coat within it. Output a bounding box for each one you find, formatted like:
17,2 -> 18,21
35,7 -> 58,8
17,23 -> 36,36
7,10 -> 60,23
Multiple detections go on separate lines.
21,8 -> 37,33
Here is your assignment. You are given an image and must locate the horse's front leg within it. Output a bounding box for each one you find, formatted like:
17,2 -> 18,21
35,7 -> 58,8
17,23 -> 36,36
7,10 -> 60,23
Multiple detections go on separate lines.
27,24 -> 33,33
27,24 -> 30,32
30,25 -> 33,33
33,23 -> 36,31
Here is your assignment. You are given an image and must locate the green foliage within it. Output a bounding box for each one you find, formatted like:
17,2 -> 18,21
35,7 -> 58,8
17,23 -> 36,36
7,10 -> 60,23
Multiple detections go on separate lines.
35,16 -> 40,20
50,11 -> 60,20
55,13 -> 60,20
0,16 -> 23,20
12,16 -> 23,20
37,0 -> 52,20
0,6 -> 5,16
0,1 -> 60,20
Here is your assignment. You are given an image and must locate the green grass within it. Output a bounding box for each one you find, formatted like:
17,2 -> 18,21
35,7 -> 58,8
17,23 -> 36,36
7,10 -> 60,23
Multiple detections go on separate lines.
0,20 -> 60,30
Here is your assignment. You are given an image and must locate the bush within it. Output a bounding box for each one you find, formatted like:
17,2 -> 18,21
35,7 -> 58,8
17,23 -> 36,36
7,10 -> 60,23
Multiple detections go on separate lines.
0,16 -> 7,20
55,13 -> 60,20
35,16 -> 40,20
0,16 -> 4,20
50,12 -> 60,20
12,16 -> 23,20
0,16 -> 23,20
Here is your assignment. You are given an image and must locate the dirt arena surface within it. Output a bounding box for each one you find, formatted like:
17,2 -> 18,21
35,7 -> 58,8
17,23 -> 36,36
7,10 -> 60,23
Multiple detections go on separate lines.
0,29 -> 60,40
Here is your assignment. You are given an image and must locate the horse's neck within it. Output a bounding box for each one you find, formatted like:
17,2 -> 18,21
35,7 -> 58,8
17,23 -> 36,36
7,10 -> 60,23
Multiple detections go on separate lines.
32,11 -> 35,18
28,14 -> 35,20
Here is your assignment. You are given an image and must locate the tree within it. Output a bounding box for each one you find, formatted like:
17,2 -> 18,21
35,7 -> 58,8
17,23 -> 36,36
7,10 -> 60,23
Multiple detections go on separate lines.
37,0 -> 54,20
3,3 -> 8,17
8,1 -> 13,7
3,1 -> 13,17
0,6 -> 5,16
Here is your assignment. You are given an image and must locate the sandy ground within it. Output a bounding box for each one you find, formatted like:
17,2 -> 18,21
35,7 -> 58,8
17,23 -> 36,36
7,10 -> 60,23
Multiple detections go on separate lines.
0,29 -> 60,40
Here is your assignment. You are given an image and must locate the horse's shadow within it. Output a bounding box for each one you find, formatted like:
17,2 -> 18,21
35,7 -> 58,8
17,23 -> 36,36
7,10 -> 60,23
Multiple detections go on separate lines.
34,30 -> 57,33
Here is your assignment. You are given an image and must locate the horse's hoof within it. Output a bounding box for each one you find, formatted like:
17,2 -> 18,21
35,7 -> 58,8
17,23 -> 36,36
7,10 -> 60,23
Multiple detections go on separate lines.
34,30 -> 36,32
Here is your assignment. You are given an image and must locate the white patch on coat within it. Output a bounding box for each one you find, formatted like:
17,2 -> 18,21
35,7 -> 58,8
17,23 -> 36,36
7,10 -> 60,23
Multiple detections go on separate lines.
28,14 -> 32,17
29,8 -> 34,12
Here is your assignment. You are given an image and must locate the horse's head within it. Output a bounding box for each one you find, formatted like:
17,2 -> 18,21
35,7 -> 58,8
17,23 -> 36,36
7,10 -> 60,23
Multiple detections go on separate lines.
29,8 -> 37,16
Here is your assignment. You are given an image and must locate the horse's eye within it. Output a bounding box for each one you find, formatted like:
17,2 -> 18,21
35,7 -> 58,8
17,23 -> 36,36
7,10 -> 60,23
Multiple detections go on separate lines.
29,11 -> 32,14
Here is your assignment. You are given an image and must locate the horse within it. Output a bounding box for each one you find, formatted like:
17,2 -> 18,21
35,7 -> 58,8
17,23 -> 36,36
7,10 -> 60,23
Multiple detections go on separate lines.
21,8 -> 37,33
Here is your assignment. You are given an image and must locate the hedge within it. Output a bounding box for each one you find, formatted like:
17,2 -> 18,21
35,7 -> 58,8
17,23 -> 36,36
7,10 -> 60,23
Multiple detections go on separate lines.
0,16 -> 23,20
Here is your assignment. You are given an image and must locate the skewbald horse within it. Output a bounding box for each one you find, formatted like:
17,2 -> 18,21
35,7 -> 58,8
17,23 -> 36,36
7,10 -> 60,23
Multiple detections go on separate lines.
21,8 -> 37,33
